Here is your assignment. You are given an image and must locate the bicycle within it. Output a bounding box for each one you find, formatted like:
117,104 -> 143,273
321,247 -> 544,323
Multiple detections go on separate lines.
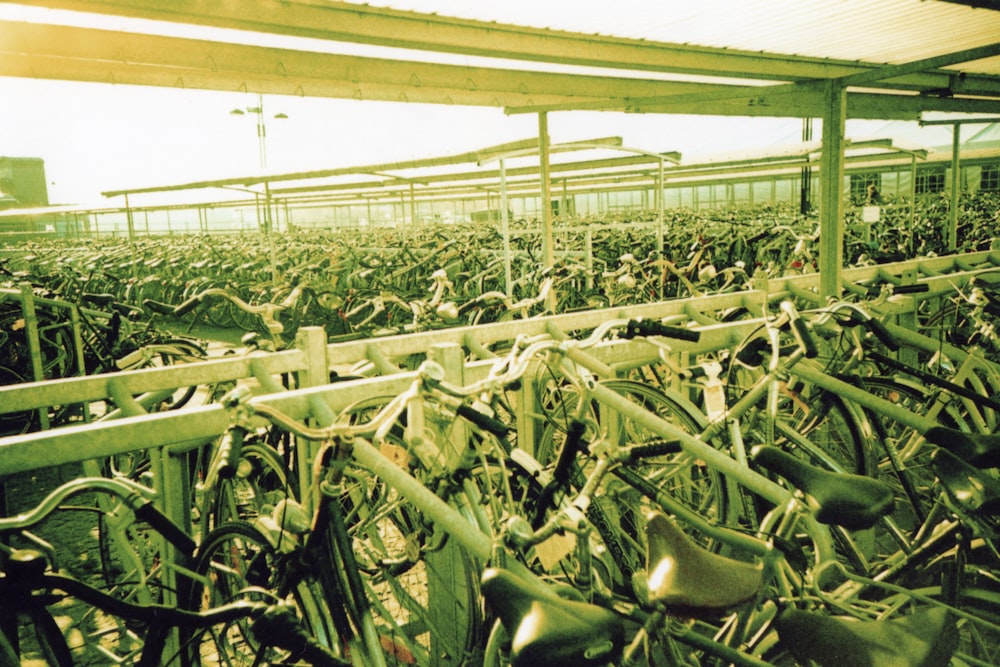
183,383 -> 484,666
0,475 -> 338,666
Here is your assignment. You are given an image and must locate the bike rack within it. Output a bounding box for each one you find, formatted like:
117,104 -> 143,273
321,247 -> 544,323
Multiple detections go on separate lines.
1,249 -> 999,534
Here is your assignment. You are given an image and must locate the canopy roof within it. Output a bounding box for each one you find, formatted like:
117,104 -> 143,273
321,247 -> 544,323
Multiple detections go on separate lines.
2,0 -> 999,120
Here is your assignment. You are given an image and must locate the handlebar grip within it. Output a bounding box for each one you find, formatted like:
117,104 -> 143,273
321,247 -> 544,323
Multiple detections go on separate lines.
892,283 -> 930,294
866,316 -> 900,352
133,502 -> 197,557
626,318 -> 701,342
216,428 -> 247,480
779,302 -> 817,359
142,299 -> 176,315
173,295 -> 203,318
553,419 -> 587,485
456,403 -> 512,437
789,316 -> 818,359
628,439 -> 682,460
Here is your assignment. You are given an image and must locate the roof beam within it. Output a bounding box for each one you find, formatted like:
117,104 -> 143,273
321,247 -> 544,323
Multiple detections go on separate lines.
0,0 -> 926,82
836,42 -> 1000,87
10,0 -> 1000,98
0,21 -> 749,110
589,91 -> 997,119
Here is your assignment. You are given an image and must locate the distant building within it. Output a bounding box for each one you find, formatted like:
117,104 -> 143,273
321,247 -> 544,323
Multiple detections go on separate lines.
0,157 -> 49,209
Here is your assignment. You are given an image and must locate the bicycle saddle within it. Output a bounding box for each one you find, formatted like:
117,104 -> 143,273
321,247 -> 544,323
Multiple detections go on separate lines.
480,567 -> 625,667
81,292 -> 116,308
930,447 -> 1000,515
924,425 -> 1000,469
774,607 -> 957,667
640,511 -> 763,615
750,446 -> 895,530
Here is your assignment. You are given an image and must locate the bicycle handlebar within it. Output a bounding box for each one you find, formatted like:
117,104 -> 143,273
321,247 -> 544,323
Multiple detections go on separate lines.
1,551 -> 344,662
780,301 -> 818,359
818,300 -> 900,352
0,476 -> 196,557
623,317 -> 701,342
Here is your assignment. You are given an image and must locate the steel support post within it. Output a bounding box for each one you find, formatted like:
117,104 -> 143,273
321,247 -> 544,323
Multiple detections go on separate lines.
19,283 -> 49,430
949,126 -> 961,251
818,82 -> 847,301
294,326 -> 332,501
538,112 -> 554,270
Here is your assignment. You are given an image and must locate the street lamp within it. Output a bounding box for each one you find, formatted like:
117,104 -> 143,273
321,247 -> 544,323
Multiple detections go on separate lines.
230,94 -> 287,170
230,94 -> 287,236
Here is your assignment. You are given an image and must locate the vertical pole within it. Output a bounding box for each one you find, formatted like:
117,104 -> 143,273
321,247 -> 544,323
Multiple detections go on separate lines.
818,82 -> 847,301
657,157 -> 665,257
124,194 -> 138,279
800,118 -> 813,214
409,183 -> 417,226
948,124 -> 960,251
909,154 -> 917,255
500,159 -> 513,296
538,112 -> 553,270
68,306 -> 90,422
294,326 -> 330,502
19,283 -> 50,430
257,94 -> 267,170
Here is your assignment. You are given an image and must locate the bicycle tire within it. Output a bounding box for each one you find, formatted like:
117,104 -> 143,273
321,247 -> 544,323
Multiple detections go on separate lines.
334,397 -> 485,666
13,607 -> 74,667
536,379 -> 731,581
202,439 -> 296,535
180,520 -> 341,667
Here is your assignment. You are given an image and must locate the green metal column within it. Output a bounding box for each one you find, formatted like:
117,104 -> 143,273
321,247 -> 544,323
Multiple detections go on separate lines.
949,125 -> 961,251
538,112 -> 553,270
818,82 -> 847,301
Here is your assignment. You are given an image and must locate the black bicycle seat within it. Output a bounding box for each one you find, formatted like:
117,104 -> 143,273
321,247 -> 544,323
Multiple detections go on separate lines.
774,607 -> 957,667
81,292 -> 116,308
480,567 -> 625,667
924,426 -> 1000,469
751,446 -> 895,530
641,511 -> 763,615
930,447 -> 1000,515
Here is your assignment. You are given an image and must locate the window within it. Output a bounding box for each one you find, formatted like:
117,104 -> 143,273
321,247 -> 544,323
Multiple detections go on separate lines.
915,169 -> 946,194
981,164 -> 1000,192
850,173 -> 881,202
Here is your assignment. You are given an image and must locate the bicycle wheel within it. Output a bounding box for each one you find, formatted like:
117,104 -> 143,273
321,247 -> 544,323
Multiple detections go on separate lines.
131,338 -> 208,411
8,607 -> 74,667
535,378 -> 730,585
298,458 -> 483,667
202,438 -> 297,535
180,520 -> 341,667
0,365 -> 34,436
334,400 -> 484,666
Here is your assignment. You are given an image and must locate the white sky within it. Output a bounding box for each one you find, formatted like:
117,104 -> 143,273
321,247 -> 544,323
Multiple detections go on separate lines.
0,2 -> 959,208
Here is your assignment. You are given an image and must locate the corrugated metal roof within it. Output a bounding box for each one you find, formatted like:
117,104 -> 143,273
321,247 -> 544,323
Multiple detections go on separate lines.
350,0 -> 1000,76
3,0 -> 999,118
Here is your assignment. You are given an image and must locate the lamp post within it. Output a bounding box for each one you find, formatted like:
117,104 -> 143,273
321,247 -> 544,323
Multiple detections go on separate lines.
230,94 -> 287,170
230,94 -> 287,235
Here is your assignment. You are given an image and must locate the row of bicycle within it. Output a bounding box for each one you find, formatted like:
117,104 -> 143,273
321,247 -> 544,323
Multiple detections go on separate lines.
0,203 -> 863,344
2,287 -> 1000,665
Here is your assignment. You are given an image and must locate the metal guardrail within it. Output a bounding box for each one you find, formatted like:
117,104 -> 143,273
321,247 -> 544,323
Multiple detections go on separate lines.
0,248 -> 998,479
